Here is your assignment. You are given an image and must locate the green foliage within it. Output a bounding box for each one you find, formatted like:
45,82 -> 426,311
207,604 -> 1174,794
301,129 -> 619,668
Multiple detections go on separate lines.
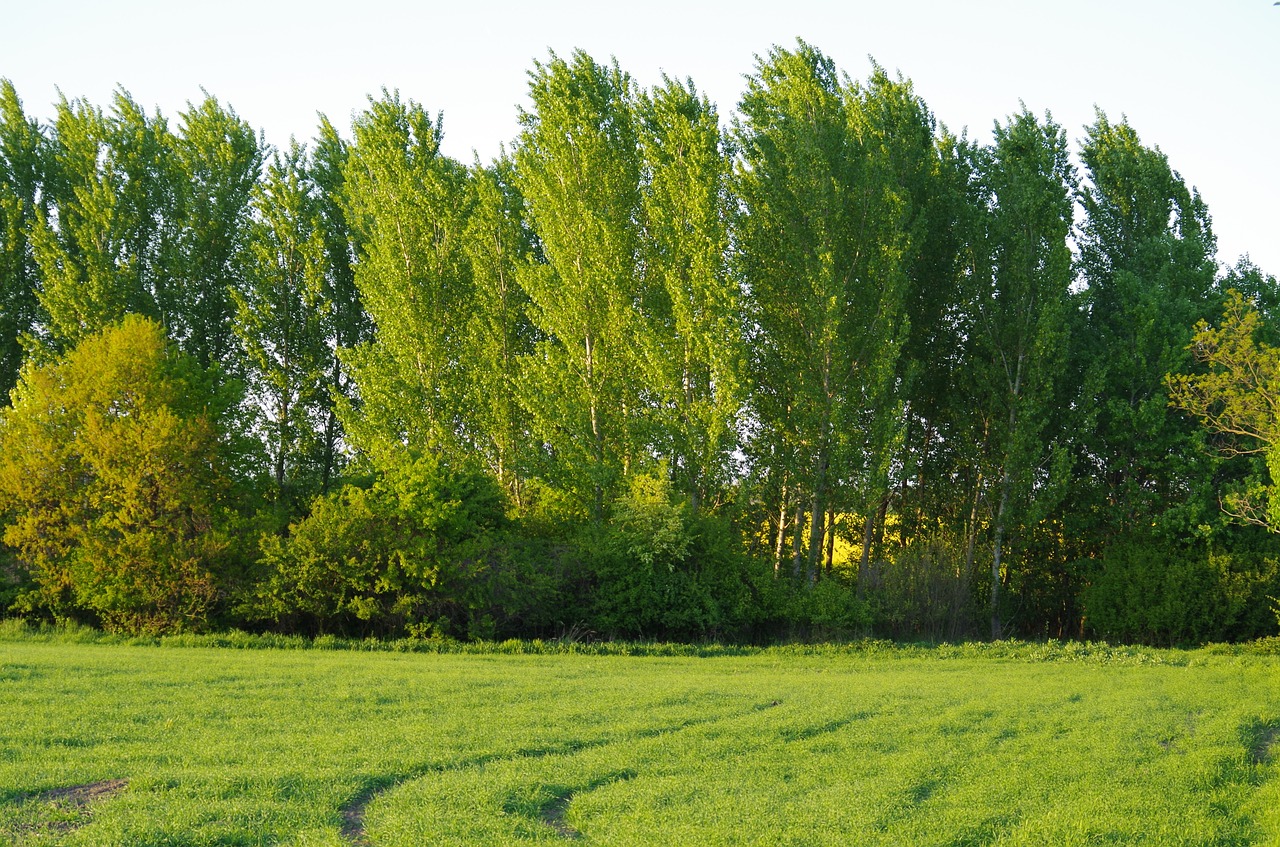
232,142 -> 330,510
0,315 -> 240,633
0,79 -> 46,402
30,92 -> 172,348
515,50 -> 646,519
734,42 -> 916,581
3,58 -> 1280,647
338,90 -> 474,461
1169,290 -> 1280,530
1072,112 -> 1220,545
253,450 -> 548,638
164,94 -> 263,373
634,76 -> 742,510
461,159 -> 536,507
1082,538 -> 1280,645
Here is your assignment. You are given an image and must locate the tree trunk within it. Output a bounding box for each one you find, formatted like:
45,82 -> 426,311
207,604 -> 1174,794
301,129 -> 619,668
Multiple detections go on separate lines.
824,506 -> 836,576
990,466 -> 1011,640
791,496 -> 806,580
806,451 -> 829,585
774,481 -> 789,575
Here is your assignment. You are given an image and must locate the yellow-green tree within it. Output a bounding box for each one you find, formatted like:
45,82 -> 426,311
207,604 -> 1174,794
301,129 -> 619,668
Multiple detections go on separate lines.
0,315 -> 238,633
1168,289 -> 1280,530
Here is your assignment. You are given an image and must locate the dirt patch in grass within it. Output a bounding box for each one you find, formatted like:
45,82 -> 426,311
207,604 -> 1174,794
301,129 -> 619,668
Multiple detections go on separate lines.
1251,724 -> 1278,765
541,792 -> 582,839
4,778 -> 128,837
40,779 -> 129,807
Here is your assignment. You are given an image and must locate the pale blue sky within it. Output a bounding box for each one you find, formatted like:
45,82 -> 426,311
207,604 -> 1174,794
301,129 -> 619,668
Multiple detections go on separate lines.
5,0 -> 1278,273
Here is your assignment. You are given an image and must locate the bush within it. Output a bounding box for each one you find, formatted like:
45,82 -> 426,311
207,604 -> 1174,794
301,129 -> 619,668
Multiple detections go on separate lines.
567,474 -> 758,640
1082,537 -> 1280,645
784,576 -> 872,640
869,536 -> 978,641
252,449 -> 554,638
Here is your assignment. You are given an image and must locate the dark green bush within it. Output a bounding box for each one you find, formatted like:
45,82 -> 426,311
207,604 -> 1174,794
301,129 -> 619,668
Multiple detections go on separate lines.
1082,537 -> 1280,645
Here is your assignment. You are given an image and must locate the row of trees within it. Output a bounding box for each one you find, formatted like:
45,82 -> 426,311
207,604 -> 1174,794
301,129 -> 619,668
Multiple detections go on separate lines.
2,43 -> 1278,642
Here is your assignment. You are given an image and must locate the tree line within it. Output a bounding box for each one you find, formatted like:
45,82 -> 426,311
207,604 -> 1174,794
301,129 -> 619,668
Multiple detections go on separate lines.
2,42 -> 1279,643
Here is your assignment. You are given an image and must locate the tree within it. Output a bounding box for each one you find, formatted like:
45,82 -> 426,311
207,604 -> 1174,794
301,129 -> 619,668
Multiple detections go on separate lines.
1167,289 -> 1280,529
309,116 -> 369,492
970,108 -> 1075,638
635,75 -> 742,513
30,91 -> 173,347
514,50 -> 646,520
232,143 -> 330,510
1072,112 -> 1220,541
0,315 -> 239,633
734,42 -> 911,582
0,80 -> 47,402
462,158 -> 536,508
338,91 -> 473,464
165,94 -> 263,374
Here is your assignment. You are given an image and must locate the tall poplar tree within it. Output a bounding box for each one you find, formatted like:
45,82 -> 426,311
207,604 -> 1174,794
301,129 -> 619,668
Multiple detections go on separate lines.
166,95 -> 263,374
734,42 -> 911,581
971,109 -> 1074,638
31,91 -> 172,347
232,143 -> 329,508
338,91 -> 473,463
0,80 -> 46,401
463,158 -> 535,507
1072,112 -> 1220,543
310,117 -> 368,490
635,76 -> 742,513
514,51 -> 645,520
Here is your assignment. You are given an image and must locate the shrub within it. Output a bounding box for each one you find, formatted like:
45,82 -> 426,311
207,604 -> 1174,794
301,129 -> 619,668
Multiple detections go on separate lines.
1082,537 -> 1280,645
252,449 -> 553,637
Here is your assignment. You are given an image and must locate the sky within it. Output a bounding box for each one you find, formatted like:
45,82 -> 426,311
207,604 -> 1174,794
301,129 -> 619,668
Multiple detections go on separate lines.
4,0 -> 1278,273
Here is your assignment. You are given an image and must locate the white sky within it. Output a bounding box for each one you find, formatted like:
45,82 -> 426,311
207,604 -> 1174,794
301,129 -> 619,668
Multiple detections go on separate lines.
5,0 -> 1278,273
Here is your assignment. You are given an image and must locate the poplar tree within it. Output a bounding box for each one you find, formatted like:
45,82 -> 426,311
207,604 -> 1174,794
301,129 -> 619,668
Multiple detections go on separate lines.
338,91 -> 473,463
0,80 -> 45,401
310,117 -> 368,491
463,158 -> 535,507
971,109 -> 1074,638
635,76 -> 742,513
166,95 -> 263,374
514,51 -> 645,520
31,91 -> 172,347
734,42 -> 911,581
232,143 -> 329,508
1073,112 -> 1220,542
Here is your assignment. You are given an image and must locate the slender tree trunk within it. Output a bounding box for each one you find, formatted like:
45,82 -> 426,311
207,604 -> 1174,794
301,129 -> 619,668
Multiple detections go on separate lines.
824,505 -> 836,576
858,511 -> 875,597
991,354 -> 1025,640
807,450 -> 829,585
586,330 -> 604,523
791,496 -> 806,580
963,469 -> 983,577
774,481 -> 789,575
990,466 -> 1012,640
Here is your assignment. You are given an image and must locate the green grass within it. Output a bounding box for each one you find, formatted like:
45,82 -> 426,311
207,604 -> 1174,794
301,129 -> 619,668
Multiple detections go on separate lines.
2,629 -> 1278,846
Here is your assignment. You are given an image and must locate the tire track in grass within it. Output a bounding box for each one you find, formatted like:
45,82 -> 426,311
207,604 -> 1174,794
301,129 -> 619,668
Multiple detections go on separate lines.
340,703 -> 783,844
532,770 -> 637,839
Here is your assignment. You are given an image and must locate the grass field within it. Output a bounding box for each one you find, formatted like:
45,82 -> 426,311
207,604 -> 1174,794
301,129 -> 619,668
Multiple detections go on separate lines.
2,629 -> 1278,846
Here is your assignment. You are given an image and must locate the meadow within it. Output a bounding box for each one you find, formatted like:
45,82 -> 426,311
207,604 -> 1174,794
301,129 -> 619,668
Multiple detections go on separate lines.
2,628 -> 1278,846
